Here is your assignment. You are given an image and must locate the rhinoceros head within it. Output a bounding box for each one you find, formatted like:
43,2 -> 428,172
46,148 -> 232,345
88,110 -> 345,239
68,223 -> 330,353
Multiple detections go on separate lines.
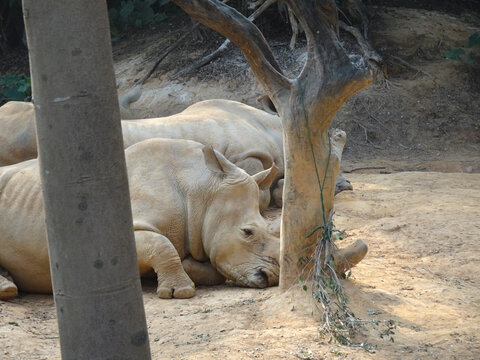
201,146 -> 279,288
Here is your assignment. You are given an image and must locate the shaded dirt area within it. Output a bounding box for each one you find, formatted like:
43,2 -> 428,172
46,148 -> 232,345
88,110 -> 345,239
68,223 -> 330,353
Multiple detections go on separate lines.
1,2 -> 480,360
1,172 -> 479,359
112,6 -> 480,168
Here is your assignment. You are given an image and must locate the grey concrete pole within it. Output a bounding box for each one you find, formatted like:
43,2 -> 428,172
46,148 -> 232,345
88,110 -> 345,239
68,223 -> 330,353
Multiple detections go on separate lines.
22,1 -> 151,358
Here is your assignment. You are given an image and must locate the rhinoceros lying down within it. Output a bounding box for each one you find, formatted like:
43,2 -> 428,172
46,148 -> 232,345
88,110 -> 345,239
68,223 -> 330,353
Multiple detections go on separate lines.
0,99 -> 282,210
0,138 -> 279,300
0,99 -> 351,210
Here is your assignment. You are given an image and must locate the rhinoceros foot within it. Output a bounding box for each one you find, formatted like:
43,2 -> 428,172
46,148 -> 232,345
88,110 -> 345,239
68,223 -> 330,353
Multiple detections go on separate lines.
155,263 -> 196,298
157,283 -> 195,299
335,174 -> 353,195
135,231 -> 196,299
0,274 -> 18,300
333,239 -> 368,276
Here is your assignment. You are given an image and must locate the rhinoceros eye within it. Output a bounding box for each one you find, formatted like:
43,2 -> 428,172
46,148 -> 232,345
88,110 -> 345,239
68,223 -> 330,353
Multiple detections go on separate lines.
242,228 -> 254,237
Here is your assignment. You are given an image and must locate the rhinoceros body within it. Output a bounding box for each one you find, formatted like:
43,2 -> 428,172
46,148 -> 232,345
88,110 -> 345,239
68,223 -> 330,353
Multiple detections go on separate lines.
0,99 -> 284,210
0,138 -> 279,299
0,99 -> 354,210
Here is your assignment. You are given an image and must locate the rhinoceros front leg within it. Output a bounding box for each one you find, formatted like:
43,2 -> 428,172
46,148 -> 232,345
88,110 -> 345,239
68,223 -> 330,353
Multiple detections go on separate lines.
0,268 -> 18,300
182,257 -> 225,286
134,230 -> 195,299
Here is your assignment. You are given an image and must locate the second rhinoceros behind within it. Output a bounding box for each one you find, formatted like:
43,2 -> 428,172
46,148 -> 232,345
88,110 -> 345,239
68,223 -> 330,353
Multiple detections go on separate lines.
0,138 -> 279,300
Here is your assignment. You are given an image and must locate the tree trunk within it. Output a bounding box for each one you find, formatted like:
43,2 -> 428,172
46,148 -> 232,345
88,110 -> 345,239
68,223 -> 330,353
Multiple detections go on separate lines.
280,118 -> 342,287
171,0 -> 371,289
22,1 -> 151,359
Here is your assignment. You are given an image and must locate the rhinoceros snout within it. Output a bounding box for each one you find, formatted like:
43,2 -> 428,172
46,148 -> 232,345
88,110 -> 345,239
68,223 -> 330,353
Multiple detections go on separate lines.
256,269 -> 269,288
251,267 -> 278,288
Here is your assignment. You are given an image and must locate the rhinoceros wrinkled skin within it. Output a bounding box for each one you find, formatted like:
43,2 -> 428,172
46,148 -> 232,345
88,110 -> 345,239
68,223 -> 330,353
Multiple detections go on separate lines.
0,99 -> 283,211
0,101 -> 37,166
0,138 -> 279,299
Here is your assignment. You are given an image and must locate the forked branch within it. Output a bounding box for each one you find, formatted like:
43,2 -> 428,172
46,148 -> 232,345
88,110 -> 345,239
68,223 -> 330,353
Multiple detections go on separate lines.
171,0 -> 291,106
278,0 -> 372,130
172,0 -> 278,80
286,0 -> 370,86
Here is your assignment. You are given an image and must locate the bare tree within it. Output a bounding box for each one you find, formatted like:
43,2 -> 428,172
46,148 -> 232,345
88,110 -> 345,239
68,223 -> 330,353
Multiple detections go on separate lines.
22,1 -> 151,358
171,0 -> 371,288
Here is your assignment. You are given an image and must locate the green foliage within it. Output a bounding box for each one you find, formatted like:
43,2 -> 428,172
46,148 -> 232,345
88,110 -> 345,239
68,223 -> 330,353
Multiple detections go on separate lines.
468,33 -> 480,48
108,0 -> 171,35
0,74 -> 31,103
299,277 -> 308,291
445,47 -> 465,60
445,32 -> 479,64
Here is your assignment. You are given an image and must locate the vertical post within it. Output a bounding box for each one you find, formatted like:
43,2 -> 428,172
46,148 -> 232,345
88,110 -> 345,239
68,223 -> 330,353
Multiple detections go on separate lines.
22,1 -> 151,359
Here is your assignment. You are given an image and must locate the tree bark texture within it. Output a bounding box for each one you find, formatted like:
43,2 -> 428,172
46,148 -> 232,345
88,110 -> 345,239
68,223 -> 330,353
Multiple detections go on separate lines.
22,1 -> 151,359
172,0 -> 372,289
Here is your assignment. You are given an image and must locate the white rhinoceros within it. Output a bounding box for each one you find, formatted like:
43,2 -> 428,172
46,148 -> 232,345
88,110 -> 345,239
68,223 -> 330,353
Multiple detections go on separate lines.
0,138 -> 279,300
0,99 -> 283,210
0,99 -> 352,210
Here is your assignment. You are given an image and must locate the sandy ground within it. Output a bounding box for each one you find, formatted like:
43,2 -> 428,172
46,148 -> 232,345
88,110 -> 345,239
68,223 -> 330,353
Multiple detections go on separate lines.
1,171 -> 479,359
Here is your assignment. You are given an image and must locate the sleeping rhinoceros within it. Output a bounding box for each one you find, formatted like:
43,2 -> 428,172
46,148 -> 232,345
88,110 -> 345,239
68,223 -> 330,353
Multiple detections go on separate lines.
0,99 -> 282,211
0,138 -> 279,300
0,99 -> 352,210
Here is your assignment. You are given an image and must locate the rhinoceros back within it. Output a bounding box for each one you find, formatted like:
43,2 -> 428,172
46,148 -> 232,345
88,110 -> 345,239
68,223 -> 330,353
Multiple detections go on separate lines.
0,101 -> 37,166
121,100 -> 283,176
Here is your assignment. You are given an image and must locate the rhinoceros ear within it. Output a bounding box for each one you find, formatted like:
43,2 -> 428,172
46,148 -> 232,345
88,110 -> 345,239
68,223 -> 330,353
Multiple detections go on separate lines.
202,145 -> 237,175
252,163 -> 278,190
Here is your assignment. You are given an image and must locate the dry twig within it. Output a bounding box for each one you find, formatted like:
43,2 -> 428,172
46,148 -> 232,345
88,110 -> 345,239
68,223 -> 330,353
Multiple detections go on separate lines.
389,55 -> 434,79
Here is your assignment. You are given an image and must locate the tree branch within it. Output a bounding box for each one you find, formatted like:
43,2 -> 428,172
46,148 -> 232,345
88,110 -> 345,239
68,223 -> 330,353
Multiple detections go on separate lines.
171,0 -> 291,106
285,0 -> 372,129
172,0 -> 278,80
287,0 -> 350,82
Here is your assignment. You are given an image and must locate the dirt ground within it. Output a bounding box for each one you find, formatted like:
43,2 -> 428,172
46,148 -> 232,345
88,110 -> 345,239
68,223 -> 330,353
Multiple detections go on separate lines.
1,172 -> 479,359
1,2 -> 480,360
